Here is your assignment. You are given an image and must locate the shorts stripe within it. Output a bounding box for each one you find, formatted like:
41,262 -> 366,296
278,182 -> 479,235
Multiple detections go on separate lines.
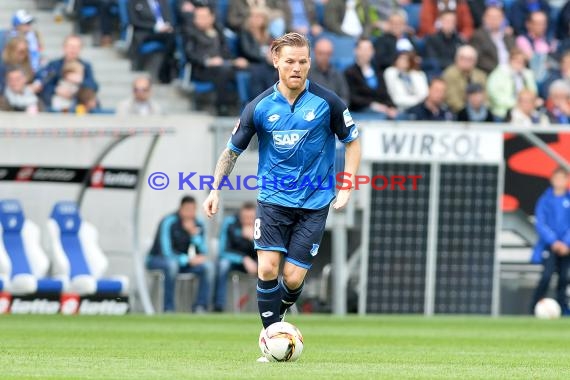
255,244 -> 288,253
285,257 -> 312,270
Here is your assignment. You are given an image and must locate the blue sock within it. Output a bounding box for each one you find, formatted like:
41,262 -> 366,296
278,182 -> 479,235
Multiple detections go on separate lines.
280,281 -> 304,317
257,278 -> 281,328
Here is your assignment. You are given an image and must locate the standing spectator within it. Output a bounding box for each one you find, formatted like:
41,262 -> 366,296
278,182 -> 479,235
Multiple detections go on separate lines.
33,35 -> 99,109
344,38 -> 398,118
373,11 -> 417,71
383,50 -> 429,111
530,167 -> 570,316
213,202 -> 258,312
117,75 -> 163,115
457,83 -> 495,122
51,60 -> 84,112
545,79 -> 570,124
424,11 -> 465,74
487,48 -> 537,119
147,196 -> 213,313
406,77 -> 454,121
0,37 -> 34,93
324,0 -> 376,38
127,0 -> 176,83
508,89 -> 549,127
509,0 -> 550,36
184,6 -> 248,115
442,45 -> 487,113
8,10 -> 43,72
309,38 -> 350,104
418,0 -> 474,40
470,6 -> 515,74
0,66 -> 40,113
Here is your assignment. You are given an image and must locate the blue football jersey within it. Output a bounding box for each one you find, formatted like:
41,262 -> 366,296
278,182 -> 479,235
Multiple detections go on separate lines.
228,80 -> 359,209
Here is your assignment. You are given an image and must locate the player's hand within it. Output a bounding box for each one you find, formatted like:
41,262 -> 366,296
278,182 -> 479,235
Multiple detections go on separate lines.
332,188 -> 352,210
203,191 -> 220,218
189,254 -> 207,266
243,256 -> 257,275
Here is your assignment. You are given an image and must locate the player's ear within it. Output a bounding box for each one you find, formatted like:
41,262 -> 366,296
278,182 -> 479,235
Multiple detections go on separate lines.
272,51 -> 279,68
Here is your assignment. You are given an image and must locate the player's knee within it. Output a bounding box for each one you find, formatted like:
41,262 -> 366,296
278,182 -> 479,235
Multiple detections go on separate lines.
282,272 -> 304,290
257,261 -> 279,280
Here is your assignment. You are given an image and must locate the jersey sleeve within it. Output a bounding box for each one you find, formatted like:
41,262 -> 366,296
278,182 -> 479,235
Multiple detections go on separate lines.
227,101 -> 257,154
329,95 -> 359,143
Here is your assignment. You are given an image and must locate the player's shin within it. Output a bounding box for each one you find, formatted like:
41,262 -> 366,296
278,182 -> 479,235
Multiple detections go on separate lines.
257,278 -> 281,328
279,280 -> 304,319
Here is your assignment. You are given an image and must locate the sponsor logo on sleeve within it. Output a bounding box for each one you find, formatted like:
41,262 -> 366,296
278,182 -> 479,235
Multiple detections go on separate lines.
343,109 -> 354,127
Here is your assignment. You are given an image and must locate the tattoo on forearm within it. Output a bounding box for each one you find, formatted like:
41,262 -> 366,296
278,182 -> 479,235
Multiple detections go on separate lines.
213,148 -> 239,188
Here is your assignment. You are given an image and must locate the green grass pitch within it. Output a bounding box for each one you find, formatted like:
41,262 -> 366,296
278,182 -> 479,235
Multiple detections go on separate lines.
1,314 -> 569,379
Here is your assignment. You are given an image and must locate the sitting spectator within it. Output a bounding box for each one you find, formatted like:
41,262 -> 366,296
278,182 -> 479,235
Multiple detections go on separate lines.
545,80 -> 570,124
309,37 -> 350,104
442,45 -> 487,113
8,10 -> 43,72
541,51 -> 570,99
345,38 -> 398,118
383,50 -> 429,111
509,0 -> 550,36
470,6 -> 515,74
0,66 -> 40,113
127,0 -> 176,83
177,0 -> 215,37
406,77 -> 453,121
281,0 -> 322,36
227,0 -> 281,34
184,6 -> 248,115
213,202 -> 257,312
516,11 -> 556,86
51,60 -> 84,112
73,87 -> 108,115
0,37 -> 34,93
324,0 -> 376,38
508,89 -> 549,127
73,0 -> 118,46
147,196 -> 213,313
238,7 -> 272,65
373,11 -> 417,71
424,11 -> 465,74
33,35 -> 98,109
487,48 -> 537,119
418,0 -> 474,40
117,75 -> 163,115
457,83 -> 495,122
367,0 -> 407,35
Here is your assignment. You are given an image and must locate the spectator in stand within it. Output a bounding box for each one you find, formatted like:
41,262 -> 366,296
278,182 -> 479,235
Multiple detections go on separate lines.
127,0 -> 176,83
345,38 -> 398,119
177,0 -> 214,37
442,45 -> 487,113
383,50 -> 429,111
367,0 -> 407,35
8,10 -> 43,72
509,0 -> 550,36
0,37 -> 34,93
508,89 -> 549,127
545,79 -> 570,124
424,11 -> 465,74
309,38 -> 350,104
516,11 -> 556,86
248,48 -> 278,100
73,87 -> 108,115
117,75 -> 163,115
33,35 -> 99,109
281,0 -> 322,36
324,0 -> 377,38
487,48 -> 537,119
184,6 -> 248,115
213,202 -> 257,312
227,0 -> 280,34
418,0 -> 474,40
556,0 -> 570,42
457,83 -> 495,122
373,11 -> 417,71
470,6 -> 515,74
147,195 -> 213,313
238,7 -> 273,65
50,60 -> 84,112
406,77 -> 454,121
0,66 -> 40,113
542,51 -> 570,99
73,1 -> 118,46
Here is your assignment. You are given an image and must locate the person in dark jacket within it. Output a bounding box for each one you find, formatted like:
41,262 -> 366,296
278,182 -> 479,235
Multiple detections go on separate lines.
147,196 -> 213,313
213,202 -> 257,312
406,77 -> 454,121
373,11 -> 417,71
424,10 -> 465,74
530,167 -> 570,315
457,83 -> 495,122
309,37 -> 350,104
509,0 -> 550,36
344,37 -> 398,118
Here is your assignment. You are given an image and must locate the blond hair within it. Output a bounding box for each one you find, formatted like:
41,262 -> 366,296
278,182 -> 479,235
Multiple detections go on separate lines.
270,32 -> 310,56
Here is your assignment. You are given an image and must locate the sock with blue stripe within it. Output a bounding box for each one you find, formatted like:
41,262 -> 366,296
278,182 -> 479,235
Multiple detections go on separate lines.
280,281 -> 304,318
257,278 -> 281,328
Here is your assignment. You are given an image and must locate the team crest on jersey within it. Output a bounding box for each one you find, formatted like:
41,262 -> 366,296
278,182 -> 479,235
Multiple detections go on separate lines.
310,244 -> 319,256
268,114 -> 280,122
303,109 -> 316,122
272,130 -> 308,150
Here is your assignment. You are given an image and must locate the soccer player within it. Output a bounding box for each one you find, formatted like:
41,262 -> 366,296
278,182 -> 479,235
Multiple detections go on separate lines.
203,32 -> 361,361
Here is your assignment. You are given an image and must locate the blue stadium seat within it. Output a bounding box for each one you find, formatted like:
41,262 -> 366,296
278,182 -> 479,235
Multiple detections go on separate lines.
217,0 -> 230,26
117,0 -> 166,55
47,202 -> 128,296
0,200 -> 64,296
320,33 -> 356,71
404,4 -> 421,33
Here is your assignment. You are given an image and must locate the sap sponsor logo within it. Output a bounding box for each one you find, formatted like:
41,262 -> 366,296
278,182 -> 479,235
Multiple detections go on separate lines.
0,293 -> 12,314
272,130 -> 308,149
303,109 -> 315,122
268,114 -> 281,122
79,299 -> 129,315
310,243 -> 319,257
10,298 -> 60,314
343,109 -> 354,127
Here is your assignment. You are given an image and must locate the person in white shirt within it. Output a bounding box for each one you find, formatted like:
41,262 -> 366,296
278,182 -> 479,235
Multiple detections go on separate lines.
116,75 -> 163,115
383,50 -> 429,111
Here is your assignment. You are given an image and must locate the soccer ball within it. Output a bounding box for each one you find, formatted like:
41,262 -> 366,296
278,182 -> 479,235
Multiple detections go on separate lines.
534,298 -> 562,319
258,322 -> 304,362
